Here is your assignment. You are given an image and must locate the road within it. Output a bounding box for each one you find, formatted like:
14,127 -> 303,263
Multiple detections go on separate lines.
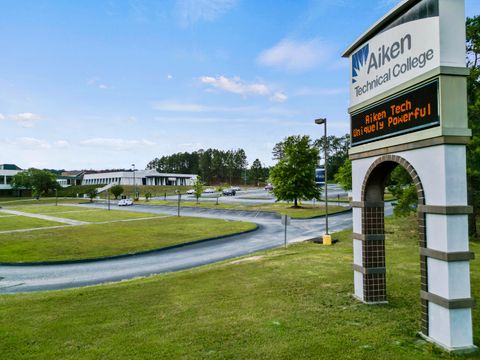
156,184 -> 349,206
0,201 -> 392,294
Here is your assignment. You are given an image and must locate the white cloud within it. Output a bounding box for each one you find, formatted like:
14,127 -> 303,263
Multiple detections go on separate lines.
87,77 -> 112,90
0,113 -> 5,120
10,137 -> 70,150
16,137 -> 52,149
200,76 -> 270,96
167,74 -> 173,80
258,38 -> 333,71
177,0 -> 237,25
9,112 -> 41,128
80,138 -> 156,151
153,102 -> 297,117
270,92 -> 288,103
199,75 -> 288,102
54,140 -> 69,148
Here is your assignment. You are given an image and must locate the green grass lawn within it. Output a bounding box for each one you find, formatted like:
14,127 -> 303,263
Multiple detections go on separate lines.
0,216 -> 256,262
8,205 -> 163,223
253,203 -> 348,218
8,205 -> 97,214
142,200 -> 348,218
0,216 -> 477,358
0,198 -> 89,207
50,210 -> 162,223
0,216 -> 64,232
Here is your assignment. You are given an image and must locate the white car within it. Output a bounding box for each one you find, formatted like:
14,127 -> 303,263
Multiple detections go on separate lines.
203,188 -> 216,193
231,186 -> 241,191
186,189 -> 195,195
118,198 -> 133,206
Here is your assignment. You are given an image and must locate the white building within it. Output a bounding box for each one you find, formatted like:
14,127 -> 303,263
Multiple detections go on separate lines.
0,164 -> 22,190
82,170 -> 197,187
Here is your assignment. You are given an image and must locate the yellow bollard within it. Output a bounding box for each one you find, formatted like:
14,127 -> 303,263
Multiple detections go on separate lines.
323,234 -> 332,246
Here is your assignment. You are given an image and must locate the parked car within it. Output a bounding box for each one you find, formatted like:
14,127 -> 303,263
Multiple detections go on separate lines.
118,198 -> 133,206
203,188 -> 216,193
231,186 -> 241,191
186,189 -> 195,195
222,188 -> 236,196
264,183 -> 273,191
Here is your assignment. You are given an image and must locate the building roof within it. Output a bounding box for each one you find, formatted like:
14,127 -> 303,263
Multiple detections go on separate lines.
0,164 -> 22,170
61,171 -> 85,177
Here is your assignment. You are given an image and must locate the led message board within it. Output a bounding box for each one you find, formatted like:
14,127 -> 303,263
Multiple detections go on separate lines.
350,80 -> 439,146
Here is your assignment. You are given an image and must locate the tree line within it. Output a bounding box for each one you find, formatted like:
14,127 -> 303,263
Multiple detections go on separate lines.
146,148 -> 250,185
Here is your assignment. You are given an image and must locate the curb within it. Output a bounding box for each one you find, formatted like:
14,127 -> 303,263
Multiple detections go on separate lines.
138,203 -> 351,219
0,224 -> 260,266
142,203 -> 281,218
291,207 -> 352,220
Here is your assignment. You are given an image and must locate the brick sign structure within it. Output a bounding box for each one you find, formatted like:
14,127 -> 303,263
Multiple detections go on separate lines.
343,0 -> 476,353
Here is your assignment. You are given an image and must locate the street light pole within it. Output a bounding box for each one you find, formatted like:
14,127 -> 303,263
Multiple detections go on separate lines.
131,163 -> 136,200
175,190 -> 181,216
314,118 -> 331,245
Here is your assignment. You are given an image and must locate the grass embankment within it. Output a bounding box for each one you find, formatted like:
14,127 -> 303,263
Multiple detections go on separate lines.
142,200 -> 348,219
1,216 -> 477,358
0,216 -> 256,262
9,205 -> 160,223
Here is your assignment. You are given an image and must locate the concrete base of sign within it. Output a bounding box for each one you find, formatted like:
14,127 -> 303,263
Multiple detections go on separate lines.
352,294 -> 388,305
418,333 -> 478,354
350,144 -> 476,351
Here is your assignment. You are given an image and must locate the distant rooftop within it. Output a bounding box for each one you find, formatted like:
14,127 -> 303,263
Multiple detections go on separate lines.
0,164 -> 22,170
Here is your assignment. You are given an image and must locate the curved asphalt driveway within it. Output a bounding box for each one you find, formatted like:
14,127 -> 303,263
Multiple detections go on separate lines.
0,203 -> 360,294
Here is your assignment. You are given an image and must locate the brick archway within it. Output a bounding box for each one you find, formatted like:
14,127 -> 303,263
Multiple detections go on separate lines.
358,155 -> 429,335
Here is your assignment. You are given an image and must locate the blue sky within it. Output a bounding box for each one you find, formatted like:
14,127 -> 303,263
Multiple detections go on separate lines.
1,0 -> 479,170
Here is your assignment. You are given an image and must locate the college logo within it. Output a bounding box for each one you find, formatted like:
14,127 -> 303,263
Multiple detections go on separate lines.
351,44 -> 369,84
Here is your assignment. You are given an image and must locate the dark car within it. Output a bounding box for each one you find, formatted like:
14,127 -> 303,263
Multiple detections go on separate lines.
222,188 -> 236,196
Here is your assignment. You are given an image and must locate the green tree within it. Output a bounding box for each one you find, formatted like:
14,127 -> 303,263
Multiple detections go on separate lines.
249,159 -> 264,186
466,15 -> 480,236
387,166 -> 417,217
192,177 -> 204,204
314,134 -> 350,180
11,168 -> 58,199
270,135 -> 321,207
334,158 -> 352,191
87,189 -> 98,202
392,185 -> 418,217
110,185 -> 124,200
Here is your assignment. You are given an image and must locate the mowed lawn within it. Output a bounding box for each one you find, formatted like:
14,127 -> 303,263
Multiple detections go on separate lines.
0,215 -> 64,232
143,200 -> 348,219
0,216 -> 477,359
9,205 -> 162,223
7,205 -> 90,214
0,198 -> 89,206
0,216 -> 256,262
